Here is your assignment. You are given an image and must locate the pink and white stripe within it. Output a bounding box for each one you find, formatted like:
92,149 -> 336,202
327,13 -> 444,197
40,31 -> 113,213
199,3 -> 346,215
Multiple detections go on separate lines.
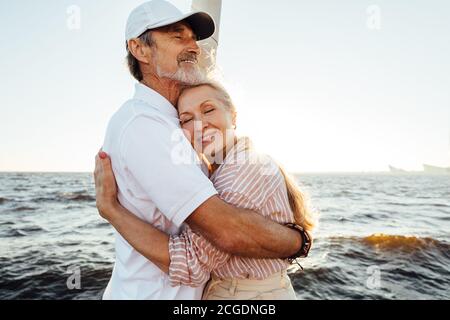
168,137 -> 295,287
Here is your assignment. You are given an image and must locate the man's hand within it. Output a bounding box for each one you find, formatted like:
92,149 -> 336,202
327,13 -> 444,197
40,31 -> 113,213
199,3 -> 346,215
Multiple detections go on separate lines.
94,151 -> 119,221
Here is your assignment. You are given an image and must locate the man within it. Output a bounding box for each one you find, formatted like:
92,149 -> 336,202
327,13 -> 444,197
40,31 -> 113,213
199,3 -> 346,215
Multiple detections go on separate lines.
97,0 -> 304,300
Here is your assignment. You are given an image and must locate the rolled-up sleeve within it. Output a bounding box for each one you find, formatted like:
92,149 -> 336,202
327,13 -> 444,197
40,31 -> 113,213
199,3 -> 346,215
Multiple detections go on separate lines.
168,226 -> 230,287
168,191 -> 258,287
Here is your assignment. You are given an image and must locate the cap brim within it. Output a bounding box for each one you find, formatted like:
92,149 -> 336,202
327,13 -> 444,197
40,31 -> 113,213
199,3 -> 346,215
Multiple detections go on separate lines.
146,11 -> 215,41
183,12 -> 216,41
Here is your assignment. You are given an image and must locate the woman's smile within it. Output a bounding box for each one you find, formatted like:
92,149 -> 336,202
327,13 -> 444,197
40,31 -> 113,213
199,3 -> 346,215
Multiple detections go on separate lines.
201,131 -> 217,147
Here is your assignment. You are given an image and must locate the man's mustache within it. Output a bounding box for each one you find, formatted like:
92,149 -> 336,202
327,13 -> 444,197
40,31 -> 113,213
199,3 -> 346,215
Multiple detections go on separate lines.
177,53 -> 198,64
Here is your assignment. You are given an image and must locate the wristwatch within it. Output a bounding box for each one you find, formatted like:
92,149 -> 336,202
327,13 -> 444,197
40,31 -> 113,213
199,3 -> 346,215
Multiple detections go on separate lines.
285,223 -> 312,261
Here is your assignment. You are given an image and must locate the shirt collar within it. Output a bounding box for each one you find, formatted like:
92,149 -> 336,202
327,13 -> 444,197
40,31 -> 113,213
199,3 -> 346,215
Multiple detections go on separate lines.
133,83 -> 179,119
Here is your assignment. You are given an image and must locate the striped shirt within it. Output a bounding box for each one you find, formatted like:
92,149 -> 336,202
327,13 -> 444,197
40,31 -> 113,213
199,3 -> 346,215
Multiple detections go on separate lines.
168,137 -> 295,287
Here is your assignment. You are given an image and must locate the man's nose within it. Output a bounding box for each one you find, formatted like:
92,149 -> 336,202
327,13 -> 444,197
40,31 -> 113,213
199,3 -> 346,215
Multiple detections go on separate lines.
187,38 -> 201,56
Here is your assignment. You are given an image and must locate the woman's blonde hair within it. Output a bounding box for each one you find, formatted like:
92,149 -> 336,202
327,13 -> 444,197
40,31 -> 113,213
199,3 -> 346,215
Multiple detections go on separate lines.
278,166 -> 317,232
180,81 -> 316,232
179,80 -> 236,114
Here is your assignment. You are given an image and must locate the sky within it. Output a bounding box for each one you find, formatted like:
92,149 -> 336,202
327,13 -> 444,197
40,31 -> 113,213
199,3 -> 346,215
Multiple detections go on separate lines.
0,0 -> 449,173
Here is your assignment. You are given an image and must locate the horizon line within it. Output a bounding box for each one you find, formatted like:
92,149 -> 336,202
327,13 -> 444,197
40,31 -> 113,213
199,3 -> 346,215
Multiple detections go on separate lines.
0,170 -> 436,175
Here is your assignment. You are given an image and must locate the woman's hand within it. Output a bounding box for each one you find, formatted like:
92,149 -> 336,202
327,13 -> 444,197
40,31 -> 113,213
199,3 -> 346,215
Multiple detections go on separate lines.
94,150 -> 120,221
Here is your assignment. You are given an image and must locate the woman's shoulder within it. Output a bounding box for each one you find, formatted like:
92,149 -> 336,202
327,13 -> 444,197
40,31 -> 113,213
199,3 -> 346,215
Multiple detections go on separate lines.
216,137 -> 285,206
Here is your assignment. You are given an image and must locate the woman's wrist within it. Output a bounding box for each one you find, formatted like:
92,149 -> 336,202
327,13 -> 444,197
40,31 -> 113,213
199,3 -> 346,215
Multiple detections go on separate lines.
97,198 -> 122,222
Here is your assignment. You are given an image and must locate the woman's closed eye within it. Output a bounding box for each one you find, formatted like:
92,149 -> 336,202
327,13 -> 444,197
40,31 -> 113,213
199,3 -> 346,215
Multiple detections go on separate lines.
180,118 -> 193,125
204,108 -> 215,114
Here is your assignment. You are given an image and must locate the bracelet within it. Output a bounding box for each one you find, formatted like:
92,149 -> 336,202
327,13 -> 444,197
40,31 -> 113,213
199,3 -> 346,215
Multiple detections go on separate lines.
285,223 -> 312,261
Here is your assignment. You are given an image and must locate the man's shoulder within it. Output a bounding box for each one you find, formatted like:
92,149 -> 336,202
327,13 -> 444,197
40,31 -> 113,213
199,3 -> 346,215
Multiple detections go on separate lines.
107,99 -> 172,135
111,99 -> 165,123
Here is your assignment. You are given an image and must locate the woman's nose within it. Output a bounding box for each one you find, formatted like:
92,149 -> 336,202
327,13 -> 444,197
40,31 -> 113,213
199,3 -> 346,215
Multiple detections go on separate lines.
198,115 -> 210,131
193,118 -> 208,134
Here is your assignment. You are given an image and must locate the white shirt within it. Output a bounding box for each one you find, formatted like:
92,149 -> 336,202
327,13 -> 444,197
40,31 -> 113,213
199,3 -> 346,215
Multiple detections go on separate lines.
102,83 -> 218,300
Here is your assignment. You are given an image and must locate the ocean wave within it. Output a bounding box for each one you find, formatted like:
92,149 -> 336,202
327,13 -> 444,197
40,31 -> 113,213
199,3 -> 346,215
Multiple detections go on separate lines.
3,229 -> 28,237
383,202 -> 410,207
430,203 -> 450,208
292,234 -> 450,299
323,234 -> 449,252
0,197 -> 9,204
13,187 -> 29,192
361,234 -> 446,250
20,226 -> 47,233
31,192 -> 95,204
0,264 -> 111,300
384,201 -> 450,209
12,206 -> 37,212
65,194 -> 96,202
1,226 -> 47,238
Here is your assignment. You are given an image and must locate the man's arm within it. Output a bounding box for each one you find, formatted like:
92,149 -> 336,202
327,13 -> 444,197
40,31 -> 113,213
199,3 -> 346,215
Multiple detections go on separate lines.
186,196 -> 302,259
95,152 -> 302,260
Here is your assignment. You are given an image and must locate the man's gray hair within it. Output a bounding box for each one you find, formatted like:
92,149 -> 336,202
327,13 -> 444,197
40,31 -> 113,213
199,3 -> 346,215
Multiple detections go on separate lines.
126,30 -> 155,81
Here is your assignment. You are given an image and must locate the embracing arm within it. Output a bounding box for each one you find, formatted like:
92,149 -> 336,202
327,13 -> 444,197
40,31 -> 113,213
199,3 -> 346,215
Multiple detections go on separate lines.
94,152 -> 302,270
186,196 -> 302,259
105,202 -> 171,273
98,195 -> 302,276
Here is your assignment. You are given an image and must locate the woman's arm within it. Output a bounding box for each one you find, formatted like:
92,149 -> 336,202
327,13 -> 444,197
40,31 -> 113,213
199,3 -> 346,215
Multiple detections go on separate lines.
100,198 -> 231,287
105,202 -> 171,273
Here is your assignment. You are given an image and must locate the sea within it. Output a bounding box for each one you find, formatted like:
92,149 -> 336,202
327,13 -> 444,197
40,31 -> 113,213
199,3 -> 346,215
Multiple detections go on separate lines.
0,172 -> 449,300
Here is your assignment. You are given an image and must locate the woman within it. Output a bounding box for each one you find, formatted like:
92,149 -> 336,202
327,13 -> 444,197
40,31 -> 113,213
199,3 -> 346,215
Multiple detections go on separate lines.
95,81 -> 316,300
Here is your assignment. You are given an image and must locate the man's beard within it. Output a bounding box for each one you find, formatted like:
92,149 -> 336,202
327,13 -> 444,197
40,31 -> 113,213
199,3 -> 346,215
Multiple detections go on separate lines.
153,52 -> 205,85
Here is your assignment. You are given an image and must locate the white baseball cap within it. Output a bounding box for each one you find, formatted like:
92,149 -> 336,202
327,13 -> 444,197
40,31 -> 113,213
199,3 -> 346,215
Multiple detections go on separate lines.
125,0 -> 216,41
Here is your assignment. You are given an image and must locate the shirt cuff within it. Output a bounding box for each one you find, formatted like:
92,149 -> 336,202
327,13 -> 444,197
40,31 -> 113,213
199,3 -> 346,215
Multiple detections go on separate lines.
168,235 -> 187,287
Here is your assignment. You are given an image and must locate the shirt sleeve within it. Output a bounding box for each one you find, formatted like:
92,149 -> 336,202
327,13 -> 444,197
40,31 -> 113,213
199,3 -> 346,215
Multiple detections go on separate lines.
167,149 -> 285,287
119,113 -> 218,227
168,226 -> 230,287
168,190 -> 260,287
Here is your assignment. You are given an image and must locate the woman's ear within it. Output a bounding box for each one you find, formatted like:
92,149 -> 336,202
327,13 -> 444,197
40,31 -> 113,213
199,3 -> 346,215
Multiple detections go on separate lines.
128,39 -> 152,64
232,112 -> 237,129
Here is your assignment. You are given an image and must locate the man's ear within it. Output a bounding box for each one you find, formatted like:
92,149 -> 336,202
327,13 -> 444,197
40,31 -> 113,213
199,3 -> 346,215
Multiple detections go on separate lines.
127,39 -> 152,64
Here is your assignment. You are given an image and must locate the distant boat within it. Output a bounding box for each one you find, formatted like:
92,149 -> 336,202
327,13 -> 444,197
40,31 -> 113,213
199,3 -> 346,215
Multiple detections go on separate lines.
423,164 -> 450,174
389,166 -> 408,173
